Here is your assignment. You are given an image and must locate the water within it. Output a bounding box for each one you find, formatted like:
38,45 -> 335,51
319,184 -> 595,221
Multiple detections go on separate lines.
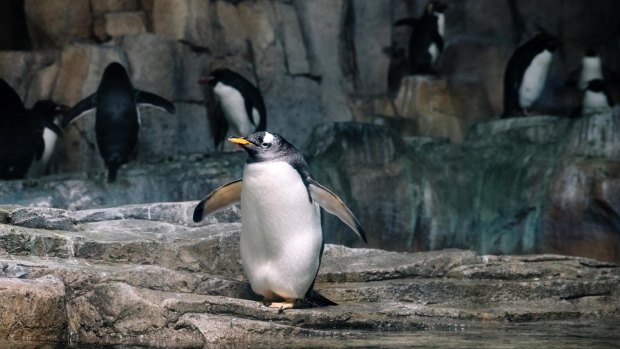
2,320 -> 619,349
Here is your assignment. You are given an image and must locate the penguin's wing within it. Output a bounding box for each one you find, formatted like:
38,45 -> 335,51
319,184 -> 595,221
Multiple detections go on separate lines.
193,179 -> 242,222
432,30 -> 444,51
308,179 -> 367,243
394,17 -> 418,28
61,93 -> 97,128
135,90 -> 176,114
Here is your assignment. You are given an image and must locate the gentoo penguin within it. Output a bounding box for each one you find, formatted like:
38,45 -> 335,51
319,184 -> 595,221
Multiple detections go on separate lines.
61,62 -> 176,182
193,131 -> 366,310
0,79 -> 35,180
578,50 -> 604,90
502,32 -> 561,117
198,68 -> 267,150
581,79 -> 615,115
27,100 -> 67,177
394,0 -> 447,75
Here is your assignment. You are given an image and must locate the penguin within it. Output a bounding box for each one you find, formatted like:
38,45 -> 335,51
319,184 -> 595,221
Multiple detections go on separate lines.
27,100 -> 67,177
578,50 -> 604,90
61,62 -> 176,182
502,32 -> 561,117
0,79 -> 36,180
192,131 -> 366,310
198,68 -> 267,150
394,0 -> 447,75
581,79 -> 615,116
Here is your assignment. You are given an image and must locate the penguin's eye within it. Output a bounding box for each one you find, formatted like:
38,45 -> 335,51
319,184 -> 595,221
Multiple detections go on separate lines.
261,142 -> 270,148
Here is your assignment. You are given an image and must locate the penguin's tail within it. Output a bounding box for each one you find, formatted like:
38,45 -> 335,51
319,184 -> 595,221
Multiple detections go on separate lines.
304,290 -> 338,307
106,155 -> 123,183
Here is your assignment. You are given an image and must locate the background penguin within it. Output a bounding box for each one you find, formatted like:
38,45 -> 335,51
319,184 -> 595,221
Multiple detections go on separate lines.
0,79 -> 36,180
193,131 -> 366,310
502,32 -> 561,118
27,100 -> 67,177
198,68 -> 267,150
578,50 -> 604,90
394,0 -> 447,75
61,62 -> 176,182
581,79 -> 615,116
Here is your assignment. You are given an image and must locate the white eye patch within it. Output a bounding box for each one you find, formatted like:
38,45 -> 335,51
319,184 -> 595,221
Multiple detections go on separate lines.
262,132 -> 274,144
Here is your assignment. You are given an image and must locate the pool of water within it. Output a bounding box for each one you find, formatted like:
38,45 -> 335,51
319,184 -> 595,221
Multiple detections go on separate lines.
2,320 -> 619,349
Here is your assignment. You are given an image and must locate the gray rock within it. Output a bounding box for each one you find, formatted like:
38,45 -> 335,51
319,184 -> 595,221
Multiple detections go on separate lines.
0,204 -> 618,346
7,207 -> 77,231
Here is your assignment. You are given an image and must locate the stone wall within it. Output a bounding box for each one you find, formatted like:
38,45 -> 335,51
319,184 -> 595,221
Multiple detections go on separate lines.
1,0 -> 618,174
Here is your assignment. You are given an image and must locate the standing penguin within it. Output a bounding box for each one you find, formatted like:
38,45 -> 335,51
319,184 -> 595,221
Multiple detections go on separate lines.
61,62 -> 176,182
581,79 -> 615,116
27,100 -> 67,177
502,32 -> 561,117
198,68 -> 266,150
394,0 -> 447,75
578,50 -> 604,90
193,131 -> 366,310
0,79 -> 36,180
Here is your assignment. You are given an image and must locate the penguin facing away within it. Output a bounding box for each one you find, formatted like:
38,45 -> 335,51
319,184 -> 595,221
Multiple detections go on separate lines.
27,100 -> 67,177
0,79 -> 36,180
581,79 -> 615,116
502,32 -> 561,118
394,0 -> 447,75
193,131 -> 366,310
61,62 -> 176,182
198,68 -> 267,150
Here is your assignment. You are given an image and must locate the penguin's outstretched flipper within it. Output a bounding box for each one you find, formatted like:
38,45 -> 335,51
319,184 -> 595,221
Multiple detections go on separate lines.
193,179 -> 243,222
135,90 -> 176,114
308,178 -> 367,243
61,93 -> 97,127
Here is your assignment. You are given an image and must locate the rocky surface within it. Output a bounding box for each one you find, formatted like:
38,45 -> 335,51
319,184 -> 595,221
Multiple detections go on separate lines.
0,202 -> 618,347
308,110 -> 620,263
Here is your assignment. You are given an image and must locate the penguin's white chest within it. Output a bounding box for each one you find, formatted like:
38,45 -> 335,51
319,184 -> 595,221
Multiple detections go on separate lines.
519,50 -> 553,108
582,91 -> 610,115
240,161 -> 322,300
213,82 -> 259,136
41,127 -> 58,165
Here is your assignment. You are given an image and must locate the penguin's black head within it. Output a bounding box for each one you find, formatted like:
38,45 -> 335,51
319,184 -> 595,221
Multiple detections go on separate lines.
584,49 -> 598,58
199,68 -> 234,86
586,79 -> 606,92
426,1 -> 447,15
533,32 -> 561,52
229,131 -> 297,163
31,100 -> 69,123
104,62 -> 129,77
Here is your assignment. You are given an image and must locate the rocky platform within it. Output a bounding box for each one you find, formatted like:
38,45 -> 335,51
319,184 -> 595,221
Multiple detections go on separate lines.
0,203 -> 619,347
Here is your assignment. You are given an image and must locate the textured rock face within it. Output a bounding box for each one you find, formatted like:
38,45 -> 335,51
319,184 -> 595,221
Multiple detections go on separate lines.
4,0 -> 616,177
0,203 -> 618,346
308,110 -> 620,263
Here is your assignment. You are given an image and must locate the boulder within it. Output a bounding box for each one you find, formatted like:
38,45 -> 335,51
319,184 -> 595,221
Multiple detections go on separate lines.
91,0 -> 141,14
151,0 -> 211,48
24,0 -> 93,49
